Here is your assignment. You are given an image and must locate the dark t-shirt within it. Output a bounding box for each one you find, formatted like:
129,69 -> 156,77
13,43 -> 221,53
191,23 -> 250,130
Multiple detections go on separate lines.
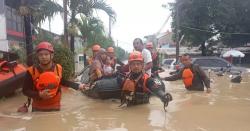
164,64 -> 210,91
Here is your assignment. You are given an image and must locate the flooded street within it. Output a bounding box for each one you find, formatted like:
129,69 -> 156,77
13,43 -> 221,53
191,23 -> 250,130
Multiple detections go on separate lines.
1,70 -> 250,131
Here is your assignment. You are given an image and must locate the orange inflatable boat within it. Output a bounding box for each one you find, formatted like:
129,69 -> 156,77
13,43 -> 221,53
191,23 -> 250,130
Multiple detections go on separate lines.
0,51 -> 26,97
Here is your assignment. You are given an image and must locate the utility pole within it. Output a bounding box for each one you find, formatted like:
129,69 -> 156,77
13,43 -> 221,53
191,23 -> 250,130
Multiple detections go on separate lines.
176,0 -> 180,64
24,15 -> 33,66
63,0 -> 68,46
109,16 -> 112,38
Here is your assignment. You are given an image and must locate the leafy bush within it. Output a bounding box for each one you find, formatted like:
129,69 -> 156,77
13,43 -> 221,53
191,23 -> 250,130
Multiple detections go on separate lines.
53,44 -> 74,80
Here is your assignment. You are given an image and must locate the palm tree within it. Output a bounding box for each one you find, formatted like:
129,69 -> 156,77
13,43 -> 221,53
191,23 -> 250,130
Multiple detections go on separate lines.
68,0 -> 116,53
77,15 -> 105,46
77,15 -> 115,66
63,0 -> 69,46
17,0 -> 63,65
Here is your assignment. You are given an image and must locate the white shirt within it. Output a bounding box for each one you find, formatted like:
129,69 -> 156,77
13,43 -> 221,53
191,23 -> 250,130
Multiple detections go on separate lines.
142,48 -> 152,76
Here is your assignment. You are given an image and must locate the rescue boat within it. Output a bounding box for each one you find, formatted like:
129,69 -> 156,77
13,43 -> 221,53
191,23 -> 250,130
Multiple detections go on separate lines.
79,66 -> 166,99
0,51 -> 26,97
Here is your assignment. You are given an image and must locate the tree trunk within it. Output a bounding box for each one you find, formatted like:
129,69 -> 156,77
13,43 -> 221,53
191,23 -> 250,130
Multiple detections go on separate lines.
24,15 -> 33,66
63,0 -> 68,46
201,43 -> 206,56
70,10 -> 76,53
70,35 -> 75,53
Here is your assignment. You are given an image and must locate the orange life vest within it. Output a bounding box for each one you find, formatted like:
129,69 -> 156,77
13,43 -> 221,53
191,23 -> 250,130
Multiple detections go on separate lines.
27,64 -> 62,111
121,73 -> 150,105
122,73 -> 150,93
182,68 -> 194,88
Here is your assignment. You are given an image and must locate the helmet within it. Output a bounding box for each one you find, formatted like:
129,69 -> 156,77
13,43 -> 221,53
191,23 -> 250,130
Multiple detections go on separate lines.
92,44 -> 101,51
36,41 -> 54,53
146,42 -> 153,49
128,51 -> 143,63
36,72 -> 60,97
107,47 -> 114,53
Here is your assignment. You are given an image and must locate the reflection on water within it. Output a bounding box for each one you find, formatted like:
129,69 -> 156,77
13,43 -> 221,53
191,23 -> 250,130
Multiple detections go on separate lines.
0,70 -> 250,131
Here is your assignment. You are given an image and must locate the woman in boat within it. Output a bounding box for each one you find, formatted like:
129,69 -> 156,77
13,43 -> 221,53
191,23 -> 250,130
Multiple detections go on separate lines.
89,49 -> 114,83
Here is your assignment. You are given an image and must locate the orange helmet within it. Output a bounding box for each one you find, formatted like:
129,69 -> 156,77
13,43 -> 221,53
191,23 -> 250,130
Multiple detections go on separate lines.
92,44 -> 101,51
146,42 -> 153,49
107,47 -> 114,53
36,41 -> 54,53
128,51 -> 143,63
36,72 -> 60,97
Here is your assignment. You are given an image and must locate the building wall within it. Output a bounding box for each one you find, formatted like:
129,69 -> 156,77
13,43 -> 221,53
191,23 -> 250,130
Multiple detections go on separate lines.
0,0 -> 8,51
157,32 -> 175,48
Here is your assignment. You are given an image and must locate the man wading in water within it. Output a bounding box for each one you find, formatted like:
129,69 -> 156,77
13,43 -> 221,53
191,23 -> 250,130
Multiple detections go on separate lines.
161,54 -> 211,93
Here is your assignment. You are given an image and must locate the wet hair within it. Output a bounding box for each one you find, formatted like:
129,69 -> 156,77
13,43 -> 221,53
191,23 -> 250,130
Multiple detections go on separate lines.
133,38 -> 143,45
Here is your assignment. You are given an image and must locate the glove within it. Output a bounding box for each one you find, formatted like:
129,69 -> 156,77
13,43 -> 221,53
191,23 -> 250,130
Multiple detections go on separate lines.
161,93 -> 173,104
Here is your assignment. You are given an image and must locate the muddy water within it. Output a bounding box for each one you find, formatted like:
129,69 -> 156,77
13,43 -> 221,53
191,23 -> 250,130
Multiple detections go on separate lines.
1,70 -> 250,131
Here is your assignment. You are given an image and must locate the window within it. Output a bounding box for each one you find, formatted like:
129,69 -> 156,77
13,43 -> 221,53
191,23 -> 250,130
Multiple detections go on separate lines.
164,59 -> 174,65
193,59 -> 211,67
5,5 -> 23,32
79,56 -> 84,62
193,58 -> 229,68
212,59 -> 228,67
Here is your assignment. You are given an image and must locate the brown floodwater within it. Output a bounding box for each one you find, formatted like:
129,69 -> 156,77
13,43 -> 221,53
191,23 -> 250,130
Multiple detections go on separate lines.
0,70 -> 250,131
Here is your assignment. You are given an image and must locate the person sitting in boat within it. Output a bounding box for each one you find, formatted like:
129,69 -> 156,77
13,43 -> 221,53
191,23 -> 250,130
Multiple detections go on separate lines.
106,47 -> 117,70
89,48 -> 114,83
87,44 -> 101,65
120,51 -> 172,107
133,38 -> 153,76
22,42 -> 86,112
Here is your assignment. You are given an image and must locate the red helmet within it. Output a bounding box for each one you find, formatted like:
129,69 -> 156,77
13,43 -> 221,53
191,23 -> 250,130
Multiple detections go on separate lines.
107,47 -> 114,53
92,44 -> 101,51
36,41 -> 54,53
36,72 -> 60,97
146,42 -> 153,49
128,51 -> 143,63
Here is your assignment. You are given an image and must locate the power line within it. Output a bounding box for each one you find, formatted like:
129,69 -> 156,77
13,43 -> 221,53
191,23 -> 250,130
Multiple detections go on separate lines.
180,25 -> 250,35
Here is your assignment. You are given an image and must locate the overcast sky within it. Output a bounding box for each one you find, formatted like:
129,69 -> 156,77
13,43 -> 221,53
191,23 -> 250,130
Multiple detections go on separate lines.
42,0 -> 174,52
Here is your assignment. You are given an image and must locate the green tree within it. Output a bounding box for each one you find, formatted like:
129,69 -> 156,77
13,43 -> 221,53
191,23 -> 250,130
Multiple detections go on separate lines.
77,15 -> 116,53
68,0 -> 116,53
171,0 -> 250,54
8,0 -> 63,65
213,0 -> 250,47
171,0 -> 215,56
115,47 -> 128,61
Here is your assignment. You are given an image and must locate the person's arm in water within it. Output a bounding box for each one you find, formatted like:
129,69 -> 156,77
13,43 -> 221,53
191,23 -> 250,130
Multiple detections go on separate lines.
195,65 -> 211,93
162,69 -> 182,81
22,72 -> 85,100
146,78 -> 172,104
60,79 -> 85,90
